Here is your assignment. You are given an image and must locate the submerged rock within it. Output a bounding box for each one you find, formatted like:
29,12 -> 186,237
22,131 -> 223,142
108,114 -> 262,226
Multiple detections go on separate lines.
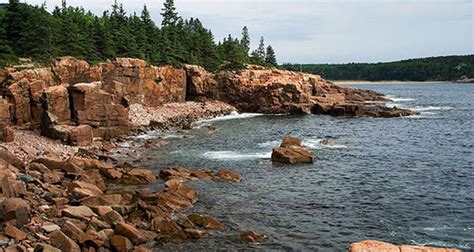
240,230 -> 266,243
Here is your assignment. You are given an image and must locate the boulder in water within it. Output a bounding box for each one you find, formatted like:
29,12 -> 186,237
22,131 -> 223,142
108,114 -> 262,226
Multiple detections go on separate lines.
271,136 -> 314,164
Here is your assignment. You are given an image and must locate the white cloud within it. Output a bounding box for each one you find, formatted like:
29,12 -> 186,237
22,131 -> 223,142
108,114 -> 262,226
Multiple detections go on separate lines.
4,0 -> 473,63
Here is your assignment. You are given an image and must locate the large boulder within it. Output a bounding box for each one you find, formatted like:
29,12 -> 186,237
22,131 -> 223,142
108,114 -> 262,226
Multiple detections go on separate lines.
69,82 -> 129,139
271,136 -> 314,164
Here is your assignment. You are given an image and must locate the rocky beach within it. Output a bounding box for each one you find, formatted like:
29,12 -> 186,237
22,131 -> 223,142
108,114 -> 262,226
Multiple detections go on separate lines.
0,57 -> 462,251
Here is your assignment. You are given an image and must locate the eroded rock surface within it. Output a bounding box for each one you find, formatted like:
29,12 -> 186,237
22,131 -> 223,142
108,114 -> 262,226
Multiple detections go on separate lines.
185,64 -> 418,117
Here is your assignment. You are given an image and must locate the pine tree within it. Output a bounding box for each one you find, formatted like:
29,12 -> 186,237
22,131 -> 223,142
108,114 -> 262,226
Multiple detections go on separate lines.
161,0 -> 179,27
0,8 -> 16,66
241,26 -> 250,54
256,36 -> 265,59
140,5 -> 160,63
250,36 -> 266,65
265,45 -> 277,66
0,0 -> 279,71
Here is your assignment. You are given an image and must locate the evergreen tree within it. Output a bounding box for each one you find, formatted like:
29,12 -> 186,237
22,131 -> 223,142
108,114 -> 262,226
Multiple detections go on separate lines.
140,5 -> 160,63
161,0 -> 179,27
241,26 -> 250,54
0,8 -> 16,66
250,36 -> 265,64
217,34 -> 247,70
265,45 -> 277,66
0,1 -> 279,70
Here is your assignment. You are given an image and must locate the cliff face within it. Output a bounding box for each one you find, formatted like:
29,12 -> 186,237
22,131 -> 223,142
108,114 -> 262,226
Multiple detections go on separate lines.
186,64 -> 417,117
0,57 -> 187,144
0,57 -> 417,145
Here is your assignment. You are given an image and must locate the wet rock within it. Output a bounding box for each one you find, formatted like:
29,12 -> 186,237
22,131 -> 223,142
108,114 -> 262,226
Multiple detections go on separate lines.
110,235 -> 133,252
184,229 -> 209,239
187,214 -> 225,229
240,230 -> 266,243
271,137 -> 314,164
271,146 -> 314,164
159,167 -> 193,181
144,139 -> 169,149
156,191 -> 193,213
151,217 -> 187,241
115,222 -> 146,245
166,182 -> 198,204
214,169 -> 242,182
118,168 -> 156,185
49,229 -> 81,252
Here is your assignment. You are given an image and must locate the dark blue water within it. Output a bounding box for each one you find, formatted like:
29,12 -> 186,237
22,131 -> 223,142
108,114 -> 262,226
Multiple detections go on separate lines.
140,83 -> 474,251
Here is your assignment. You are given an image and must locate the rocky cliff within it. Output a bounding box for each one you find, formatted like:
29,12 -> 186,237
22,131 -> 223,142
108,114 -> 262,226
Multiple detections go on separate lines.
0,57 -> 187,145
1,57 -> 417,145
185,64 -> 417,117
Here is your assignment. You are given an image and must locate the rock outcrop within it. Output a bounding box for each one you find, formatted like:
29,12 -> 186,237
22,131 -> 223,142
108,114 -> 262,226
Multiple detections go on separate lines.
349,240 -> 461,252
0,57 -> 187,145
0,97 -> 13,142
0,151 -> 242,251
271,136 -> 314,164
185,64 -> 418,117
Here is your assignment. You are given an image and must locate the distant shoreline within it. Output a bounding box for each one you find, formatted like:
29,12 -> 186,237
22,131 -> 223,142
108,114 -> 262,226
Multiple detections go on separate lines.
334,80 -> 451,85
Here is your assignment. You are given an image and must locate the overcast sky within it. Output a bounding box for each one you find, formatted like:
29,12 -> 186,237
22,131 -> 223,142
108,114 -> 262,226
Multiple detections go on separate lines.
8,0 -> 473,64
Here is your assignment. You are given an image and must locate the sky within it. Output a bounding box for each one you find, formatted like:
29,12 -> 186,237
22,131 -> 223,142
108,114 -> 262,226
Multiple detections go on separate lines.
6,0 -> 473,64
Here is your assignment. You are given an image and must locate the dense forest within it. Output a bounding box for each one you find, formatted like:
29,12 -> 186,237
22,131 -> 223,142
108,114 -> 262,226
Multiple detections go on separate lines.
282,55 -> 474,81
0,0 -> 278,71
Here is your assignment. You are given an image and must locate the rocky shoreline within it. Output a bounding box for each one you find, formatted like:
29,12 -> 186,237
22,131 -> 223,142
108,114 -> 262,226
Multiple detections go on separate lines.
0,57 -> 459,251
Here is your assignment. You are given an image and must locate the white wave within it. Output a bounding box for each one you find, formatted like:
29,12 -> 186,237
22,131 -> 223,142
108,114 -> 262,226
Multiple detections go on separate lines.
410,240 -> 470,250
199,111 -> 264,123
203,151 -> 271,161
410,106 -> 454,112
304,139 -> 348,149
385,95 -> 416,102
386,103 -> 402,108
257,140 -> 281,148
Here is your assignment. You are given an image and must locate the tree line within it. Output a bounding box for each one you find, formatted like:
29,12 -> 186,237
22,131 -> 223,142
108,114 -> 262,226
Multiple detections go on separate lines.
282,55 -> 474,81
0,0 -> 278,71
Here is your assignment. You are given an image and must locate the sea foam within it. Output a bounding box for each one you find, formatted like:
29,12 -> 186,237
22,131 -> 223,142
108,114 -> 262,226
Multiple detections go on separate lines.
202,151 -> 272,161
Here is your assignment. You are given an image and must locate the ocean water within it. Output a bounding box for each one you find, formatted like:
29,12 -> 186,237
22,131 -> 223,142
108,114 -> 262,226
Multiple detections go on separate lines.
139,83 -> 474,251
